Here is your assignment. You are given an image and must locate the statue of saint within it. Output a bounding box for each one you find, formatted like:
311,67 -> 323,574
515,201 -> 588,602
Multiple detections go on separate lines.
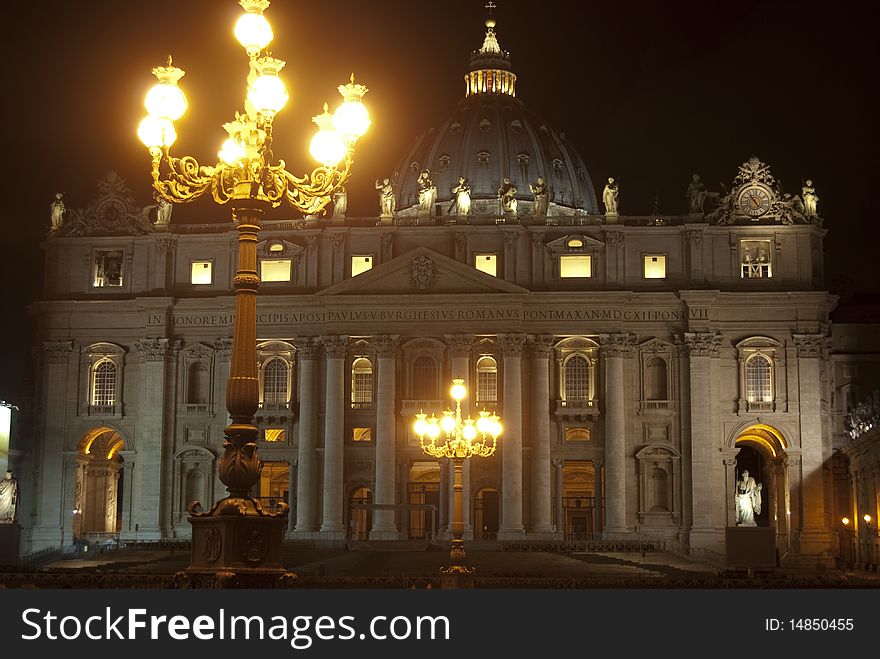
50,192 -> 66,231
450,176 -> 472,215
530,177 -> 549,216
498,177 -> 518,214
375,177 -> 396,217
687,174 -> 708,213
0,471 -> 20,524
416,170 -> 437,214
802,179 -> 819,219
602,177 -> 619,214
734,469 -> 763,527
332,187 -> 347,218
154,193 -> 173,225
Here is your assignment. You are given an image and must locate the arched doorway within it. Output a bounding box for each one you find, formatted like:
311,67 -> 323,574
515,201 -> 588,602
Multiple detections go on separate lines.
76,427 -> 126,540
562,461 -> 595,540
731,423 -> 789,550
474,487 -> 499,540
349,487 -> 372,540
407,462 -> 440,540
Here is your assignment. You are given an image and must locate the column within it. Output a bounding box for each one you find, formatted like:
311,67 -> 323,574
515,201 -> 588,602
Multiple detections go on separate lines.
287,460 -> 297,533
371,335 -> 400,539
553,459 -> 564,534
599,333 -> 635,537
439,458 -> 449,532
134,338 -> 173,539
446,334 -> 474,539
293,337 -> 319,534
593,458 -> 604,536
118,451 -> 136,536
32,341 -> 73,550
320,335 -> 348,536
793,334 -> 834,558
498,333 -> 526,539
682,332 -> 723,551
528,335 -> 554,535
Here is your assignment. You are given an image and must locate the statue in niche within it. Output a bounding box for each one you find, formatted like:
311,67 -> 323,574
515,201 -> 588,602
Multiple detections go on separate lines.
50,192 -> 66,231
602,176 -> 619,214
530,176 -> 549,216
154,193 -> 173,225
332,187 -> 347,218
0,471 -> 20,524
734,469 -> 762,527
802,179 -> 819,220
498,177 -> 518,213
416,169 -> 437,214
375,176 -> 396,217
449,176 -> 472,215
686,174 -> 708,213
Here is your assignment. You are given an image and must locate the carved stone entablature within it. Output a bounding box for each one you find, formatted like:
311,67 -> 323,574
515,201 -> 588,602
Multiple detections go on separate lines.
184,343 -> 214,360
497,333 -> 526,357
135,337 -> 178,362
527,334 -> 555,358
213,338 -> 233,360
44,340 -> 74,364
793,333 -> 830,359
409,255 -> 437,291
293,336 -> 321,360
56,172 -> 151,237
605,231 -> 625,248
598,333 -> 637,358
682,332 -> 723,358
444,334 -> 474,358
321,335 -> 349,358
373,334 -> 401,358
684,230 -> 703,247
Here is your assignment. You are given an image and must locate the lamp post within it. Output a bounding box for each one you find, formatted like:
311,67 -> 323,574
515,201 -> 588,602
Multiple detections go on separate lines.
413,379 -> 501,587
138,0 -> 369,587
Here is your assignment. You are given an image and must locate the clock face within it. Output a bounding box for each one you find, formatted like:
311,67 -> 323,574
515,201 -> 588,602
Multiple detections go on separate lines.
738,186 -> 771,218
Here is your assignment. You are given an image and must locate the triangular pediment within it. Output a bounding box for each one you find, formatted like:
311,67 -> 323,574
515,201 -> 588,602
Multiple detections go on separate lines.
545,233 -> 606,251
317,246 -> 529,296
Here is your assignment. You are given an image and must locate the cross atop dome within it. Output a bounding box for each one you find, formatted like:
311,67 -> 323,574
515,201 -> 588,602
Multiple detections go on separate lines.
466,3 -> 517,98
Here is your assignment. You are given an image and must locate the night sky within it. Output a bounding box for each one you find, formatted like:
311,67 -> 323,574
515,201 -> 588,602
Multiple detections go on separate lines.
2,0 -> 877,405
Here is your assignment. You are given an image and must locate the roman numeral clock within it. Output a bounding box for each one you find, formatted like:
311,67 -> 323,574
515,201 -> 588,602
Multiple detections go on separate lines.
737,184 -> 772,218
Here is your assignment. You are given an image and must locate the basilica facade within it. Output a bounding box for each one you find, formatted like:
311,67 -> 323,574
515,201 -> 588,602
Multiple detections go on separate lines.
19,15 -> 859,568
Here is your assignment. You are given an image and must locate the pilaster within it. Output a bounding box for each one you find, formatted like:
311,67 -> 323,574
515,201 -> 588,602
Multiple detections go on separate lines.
497,333 -> 526,539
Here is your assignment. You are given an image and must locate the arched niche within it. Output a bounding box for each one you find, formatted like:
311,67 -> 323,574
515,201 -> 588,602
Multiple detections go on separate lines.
635,445 -> 681,527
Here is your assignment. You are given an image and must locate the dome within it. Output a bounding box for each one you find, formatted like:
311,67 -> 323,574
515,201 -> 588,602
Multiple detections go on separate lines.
393,16 -> 598,217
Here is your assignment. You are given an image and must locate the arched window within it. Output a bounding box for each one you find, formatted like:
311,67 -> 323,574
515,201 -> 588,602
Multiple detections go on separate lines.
563,355 -> 590,402
476,356 -> 498,403
92,360 -> 117,406
746,354 -> 772,403
645,357 -> 667,401
187,361 -> 209,404
351,357 -> 374,407
262,357 -> 290,404
412,356 -> 439,399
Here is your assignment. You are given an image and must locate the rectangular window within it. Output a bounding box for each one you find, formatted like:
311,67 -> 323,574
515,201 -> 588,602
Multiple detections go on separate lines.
643,255 -> 667,279
93,250 -> 124,288
741,240 -> 772,278
352,427 -> 372,442
560,254 -> 591,278
261,258 -> 292,282
191,260 -> 213,285
351,255 -> 373,277
264,428 -> 286,443
474,253 -> 497,277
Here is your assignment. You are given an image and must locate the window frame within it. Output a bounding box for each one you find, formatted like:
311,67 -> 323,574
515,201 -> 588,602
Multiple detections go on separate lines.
642,253 -> 668,280
190,259 -> 214,286
474,252 -> 498,277
350,356 -> 375,409
350,254 -> 375,278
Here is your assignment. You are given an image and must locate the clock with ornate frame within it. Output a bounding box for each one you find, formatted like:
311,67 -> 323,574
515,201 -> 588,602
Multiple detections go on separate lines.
737,184 -> 773,219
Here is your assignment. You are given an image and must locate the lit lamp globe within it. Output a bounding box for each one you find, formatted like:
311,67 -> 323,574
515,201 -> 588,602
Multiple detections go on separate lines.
218,138 -> 246,165
138,115 -> 177,149
440,411 -> 456,435
145,62 -> 188,121
248,57 -> 289,116
413,412 -> 428,438
450,380 -> 467,402
333,75 -> 371,142
462,420 -> 477,442
235,0 -> 274,57
309,104 -> 346,166
426,416 -> 441,440
476,410 -> 492,435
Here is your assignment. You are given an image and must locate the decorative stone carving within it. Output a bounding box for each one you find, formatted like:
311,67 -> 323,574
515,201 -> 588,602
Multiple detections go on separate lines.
375,176 -> 397,217
203,527 -> 221,562
381,233 -> 393,261
497,333 -> 526,357
532,235 -> 545,250
686,174 -> 707,213
444,334 -> 474,358
527,334 -> 555,358
682,332 -> 723,358
409,255 -> 437,291
530,177 -> 549,217
331,187 -> 347,218
373,334 -> 401,358
213,338 -> 233,360
44,340 -> 73,364
50,193 -> 66,232
293,336 -> 320,359
154,238 -> 176,256
241,527 -> 268,564
684,229 -> 703,246
329,232 -> 344,250
605,231 -> 625,248
602,177 -> 619,214
135,338 -> 172,362
185,343 -> 214,360
503,231 -> 518,247
305,235 -> 318,253
599,333 -> 637,357
454,232 -> 467,260
321,335 -> 349,358
56,172 -> 151,237
793,333 -> 830,359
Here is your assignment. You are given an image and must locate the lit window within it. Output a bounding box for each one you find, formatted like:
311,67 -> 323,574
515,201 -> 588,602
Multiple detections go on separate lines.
262,357 -> 290,405
564,427 -> 591,442
352,427 -> 372,442
261,258 -> 291,282
351,255 -> 373,277
476,356 -> 498,403
746,354 -> 772,403
565,237 -> 584,249
563,355 -> 590,401
92,360 -> 117,406
93,250 -> 123,287
741,240 -> 772,278
475,253 -> 497,277
268,241 -> 285,253
560,255 -> 591,278
351,357 -> 373,407
191,260 -> 213,285
644,255 -> 666,279
264,428 -> 286,443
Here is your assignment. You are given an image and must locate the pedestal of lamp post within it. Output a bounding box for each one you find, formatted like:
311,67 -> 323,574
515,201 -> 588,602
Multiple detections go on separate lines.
440,459 -> 475,589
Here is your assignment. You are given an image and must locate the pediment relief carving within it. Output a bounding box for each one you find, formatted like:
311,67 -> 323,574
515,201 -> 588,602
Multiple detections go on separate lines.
636,445 -> 681,460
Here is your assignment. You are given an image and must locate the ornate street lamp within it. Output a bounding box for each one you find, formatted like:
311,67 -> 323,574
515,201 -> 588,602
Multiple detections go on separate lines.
138,0 -> 369,587
413,379 -> 501,585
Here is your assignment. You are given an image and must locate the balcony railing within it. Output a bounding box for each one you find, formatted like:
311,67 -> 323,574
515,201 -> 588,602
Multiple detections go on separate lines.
400,399 -> 444,415
258,401 -> 291,412
350,401 -> 375,410
639,399 -> 675,413
556,399 -> 599,417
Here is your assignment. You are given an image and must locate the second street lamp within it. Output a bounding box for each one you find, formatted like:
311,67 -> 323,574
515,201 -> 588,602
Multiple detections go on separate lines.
138,0 -> 369,587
